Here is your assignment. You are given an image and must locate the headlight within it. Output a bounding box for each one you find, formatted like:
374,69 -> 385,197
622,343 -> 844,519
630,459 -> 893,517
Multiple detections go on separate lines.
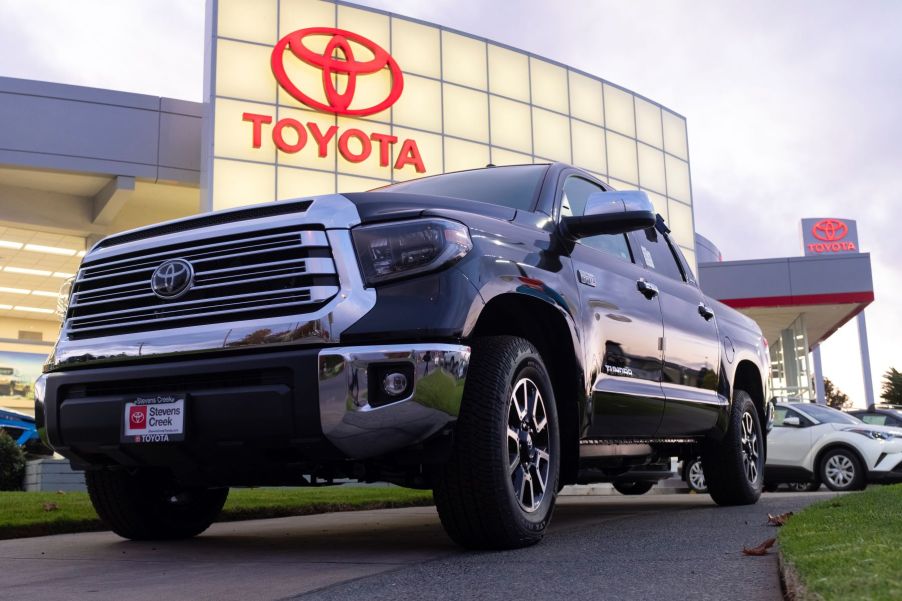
847,428 -> 894,441
352,218 -> 472,285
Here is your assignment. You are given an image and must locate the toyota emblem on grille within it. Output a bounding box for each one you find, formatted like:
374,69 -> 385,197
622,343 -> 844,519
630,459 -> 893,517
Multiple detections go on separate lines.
151,259 -> 194,299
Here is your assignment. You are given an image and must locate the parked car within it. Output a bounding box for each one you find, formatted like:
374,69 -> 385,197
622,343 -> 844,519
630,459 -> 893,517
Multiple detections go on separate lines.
765,402 -> 902,491
848,406 -> 902,428
0,367 -> 31,397
37,163 -> 771,549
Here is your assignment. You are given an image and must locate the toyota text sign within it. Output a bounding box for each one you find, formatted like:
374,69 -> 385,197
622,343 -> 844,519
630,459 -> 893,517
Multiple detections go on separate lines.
801,218 -> 859,256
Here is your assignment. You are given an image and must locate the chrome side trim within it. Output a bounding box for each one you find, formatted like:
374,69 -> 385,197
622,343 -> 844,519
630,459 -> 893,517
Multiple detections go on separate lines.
47,195 -> 376,369
319,343 -> 470,459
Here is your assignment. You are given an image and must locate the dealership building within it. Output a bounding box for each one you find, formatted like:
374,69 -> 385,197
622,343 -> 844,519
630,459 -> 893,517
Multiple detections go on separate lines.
0,0 -> 874,415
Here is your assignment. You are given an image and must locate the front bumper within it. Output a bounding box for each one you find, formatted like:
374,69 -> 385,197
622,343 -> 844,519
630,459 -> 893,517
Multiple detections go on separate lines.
37,343 -> 469,478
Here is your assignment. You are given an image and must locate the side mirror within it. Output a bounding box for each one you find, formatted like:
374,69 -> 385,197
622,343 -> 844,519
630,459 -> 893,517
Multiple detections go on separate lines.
783,416 -> 801,427
560,190 -> 657,240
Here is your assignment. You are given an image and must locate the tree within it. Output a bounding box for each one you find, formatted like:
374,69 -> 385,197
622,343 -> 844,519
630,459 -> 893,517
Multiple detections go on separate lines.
823,378 -> 850,410
881,367 -> 902,406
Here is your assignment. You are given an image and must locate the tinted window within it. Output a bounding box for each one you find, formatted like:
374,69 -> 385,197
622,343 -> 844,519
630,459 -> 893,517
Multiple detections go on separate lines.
774,407 -> 810,427
375,164 -> 548,211
859,414 -> 887,426
635,226 -> 684,281
799,404 -> 861,425
560,176 -> 632,262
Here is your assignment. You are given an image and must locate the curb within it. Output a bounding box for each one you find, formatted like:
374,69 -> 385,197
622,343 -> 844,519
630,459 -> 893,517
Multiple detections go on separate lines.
779,549 -> 820,601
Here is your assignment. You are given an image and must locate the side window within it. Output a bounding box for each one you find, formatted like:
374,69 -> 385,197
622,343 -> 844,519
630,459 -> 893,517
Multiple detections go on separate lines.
560,176 -> 632,262
860,414 -> 887,426
634,225 -> 685,281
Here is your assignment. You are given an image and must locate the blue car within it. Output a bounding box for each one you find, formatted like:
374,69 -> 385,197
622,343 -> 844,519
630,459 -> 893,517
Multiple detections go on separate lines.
1,407 -> 41,447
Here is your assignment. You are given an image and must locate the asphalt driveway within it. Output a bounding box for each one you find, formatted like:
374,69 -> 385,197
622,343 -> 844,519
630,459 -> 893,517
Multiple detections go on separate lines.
0,492 -> 836,600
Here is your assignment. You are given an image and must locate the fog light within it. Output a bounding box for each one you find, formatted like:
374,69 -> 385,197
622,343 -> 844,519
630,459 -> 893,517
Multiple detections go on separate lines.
383,372 -> 409,396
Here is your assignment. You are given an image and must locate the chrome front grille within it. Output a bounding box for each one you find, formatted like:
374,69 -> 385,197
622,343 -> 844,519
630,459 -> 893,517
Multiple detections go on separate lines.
67,225 -> 340,339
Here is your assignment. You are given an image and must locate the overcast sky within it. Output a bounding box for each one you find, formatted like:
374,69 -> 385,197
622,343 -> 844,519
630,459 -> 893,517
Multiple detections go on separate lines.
1,0 -> 899,406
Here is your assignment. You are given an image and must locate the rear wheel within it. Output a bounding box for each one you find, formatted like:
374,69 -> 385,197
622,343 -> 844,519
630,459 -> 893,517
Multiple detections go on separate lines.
434,336 -> 560,549
702,390 -> 763,506
86,469 -> 228,540
613,481 -> 654,495
684,457 -> 708,493
819,449 -> 865,491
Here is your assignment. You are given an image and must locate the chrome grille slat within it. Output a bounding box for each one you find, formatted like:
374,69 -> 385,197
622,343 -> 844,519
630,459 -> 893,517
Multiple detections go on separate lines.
79,241 -> 322,285
81,229 -> 329,275
71,284 -> 333,321
69,287 -> 338,331
67,225 -> 339,340
68,295 -> 323,334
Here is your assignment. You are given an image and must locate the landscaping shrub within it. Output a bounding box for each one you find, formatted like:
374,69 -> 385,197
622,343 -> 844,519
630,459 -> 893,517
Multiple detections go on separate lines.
0,430 -> 26,491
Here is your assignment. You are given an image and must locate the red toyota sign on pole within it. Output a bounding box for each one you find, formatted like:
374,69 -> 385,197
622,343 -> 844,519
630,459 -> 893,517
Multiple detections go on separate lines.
801,218 -> 860,255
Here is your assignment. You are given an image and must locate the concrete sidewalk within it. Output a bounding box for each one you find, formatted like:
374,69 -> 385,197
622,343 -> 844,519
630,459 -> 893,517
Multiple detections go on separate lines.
0,492 -> 835,601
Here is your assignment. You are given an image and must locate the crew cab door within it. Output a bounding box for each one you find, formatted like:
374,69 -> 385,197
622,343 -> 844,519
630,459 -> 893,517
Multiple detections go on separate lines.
560,175 -> 666,436
627,223 -> 723,435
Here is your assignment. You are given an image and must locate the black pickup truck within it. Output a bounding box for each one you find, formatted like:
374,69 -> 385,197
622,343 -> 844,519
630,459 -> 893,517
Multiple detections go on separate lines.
37,163 -> 770,549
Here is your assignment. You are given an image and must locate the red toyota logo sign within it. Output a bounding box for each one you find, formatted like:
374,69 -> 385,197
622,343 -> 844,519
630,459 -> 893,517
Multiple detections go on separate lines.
811,218 -> 848,242
271,27 -> 404,116
129,406 -> 147,430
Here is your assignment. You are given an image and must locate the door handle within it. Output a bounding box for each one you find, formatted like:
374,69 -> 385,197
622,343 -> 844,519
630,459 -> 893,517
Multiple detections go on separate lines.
637,278 -> 659,299
698,303 -> 715,321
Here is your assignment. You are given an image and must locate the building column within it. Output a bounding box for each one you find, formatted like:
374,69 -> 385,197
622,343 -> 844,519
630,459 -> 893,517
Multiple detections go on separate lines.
858,312 -> 876,409
812,344 -> 826,405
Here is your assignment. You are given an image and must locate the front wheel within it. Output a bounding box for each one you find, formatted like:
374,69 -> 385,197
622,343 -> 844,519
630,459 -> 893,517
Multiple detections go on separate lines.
702,390 -> 764,506
86,469 -> 228,540
434,336 -> 560,549
819,449 -> 865,491
613,481 -> 654,495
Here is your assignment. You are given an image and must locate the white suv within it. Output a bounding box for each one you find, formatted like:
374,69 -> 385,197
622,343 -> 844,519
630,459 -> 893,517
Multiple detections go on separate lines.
765,403 -> 902,491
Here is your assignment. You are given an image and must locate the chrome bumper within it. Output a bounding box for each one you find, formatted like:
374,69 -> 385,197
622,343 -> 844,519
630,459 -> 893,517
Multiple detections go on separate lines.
318,343 -> 470,459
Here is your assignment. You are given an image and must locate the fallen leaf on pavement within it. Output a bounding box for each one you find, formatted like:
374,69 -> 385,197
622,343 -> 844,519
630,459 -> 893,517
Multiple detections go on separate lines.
767,511 -> 794,526
742,538 -> 776,556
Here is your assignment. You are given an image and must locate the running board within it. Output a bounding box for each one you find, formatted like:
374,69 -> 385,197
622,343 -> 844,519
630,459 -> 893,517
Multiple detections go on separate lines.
578,438 -> 697,459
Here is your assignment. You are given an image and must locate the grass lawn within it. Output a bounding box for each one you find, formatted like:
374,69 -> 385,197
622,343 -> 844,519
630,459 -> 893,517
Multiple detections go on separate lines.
0,486 -> 434,540
779,484 -> 902,601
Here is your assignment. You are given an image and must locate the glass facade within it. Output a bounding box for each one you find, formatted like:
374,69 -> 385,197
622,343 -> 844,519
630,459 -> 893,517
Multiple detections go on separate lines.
209,0 -> 696,262
769,314 -> 814,402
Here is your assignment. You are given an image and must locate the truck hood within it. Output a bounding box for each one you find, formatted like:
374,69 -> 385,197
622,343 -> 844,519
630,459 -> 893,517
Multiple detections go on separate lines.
343,191 -> 518,224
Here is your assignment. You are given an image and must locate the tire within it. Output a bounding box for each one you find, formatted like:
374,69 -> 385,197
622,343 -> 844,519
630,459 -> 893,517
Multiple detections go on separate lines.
613,481 -> 654,495
818,448 -> 865,492
701,390 -> 764,506
684,457 -> 708,493
434,336 -> 560,550
86,469 -> 228,540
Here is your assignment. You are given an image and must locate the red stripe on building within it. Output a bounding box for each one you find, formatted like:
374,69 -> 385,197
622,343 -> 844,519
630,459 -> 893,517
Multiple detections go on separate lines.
719,291 -> 874,309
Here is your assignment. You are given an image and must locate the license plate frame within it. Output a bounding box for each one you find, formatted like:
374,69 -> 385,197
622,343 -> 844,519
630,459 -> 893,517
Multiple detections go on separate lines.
121,394 -> 187,444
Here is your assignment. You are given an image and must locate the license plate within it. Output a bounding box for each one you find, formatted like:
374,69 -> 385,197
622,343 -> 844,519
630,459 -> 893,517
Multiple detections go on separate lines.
121,394 -> 186,443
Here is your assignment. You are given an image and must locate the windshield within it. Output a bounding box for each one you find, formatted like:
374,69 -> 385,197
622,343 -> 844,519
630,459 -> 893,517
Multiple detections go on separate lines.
799,404 -> 862,425
373,164 -> 548,211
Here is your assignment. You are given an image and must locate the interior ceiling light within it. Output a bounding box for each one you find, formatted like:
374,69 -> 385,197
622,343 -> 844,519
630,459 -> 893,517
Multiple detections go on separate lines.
30,290 -> 60,298
13,305 -> 54,314
0,286 -> 31,295
52,271 -> 75,278
23,243 -> 78,256
3,266 -> 52,277
0,304 -> 12,310
0,240 -> 24,250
